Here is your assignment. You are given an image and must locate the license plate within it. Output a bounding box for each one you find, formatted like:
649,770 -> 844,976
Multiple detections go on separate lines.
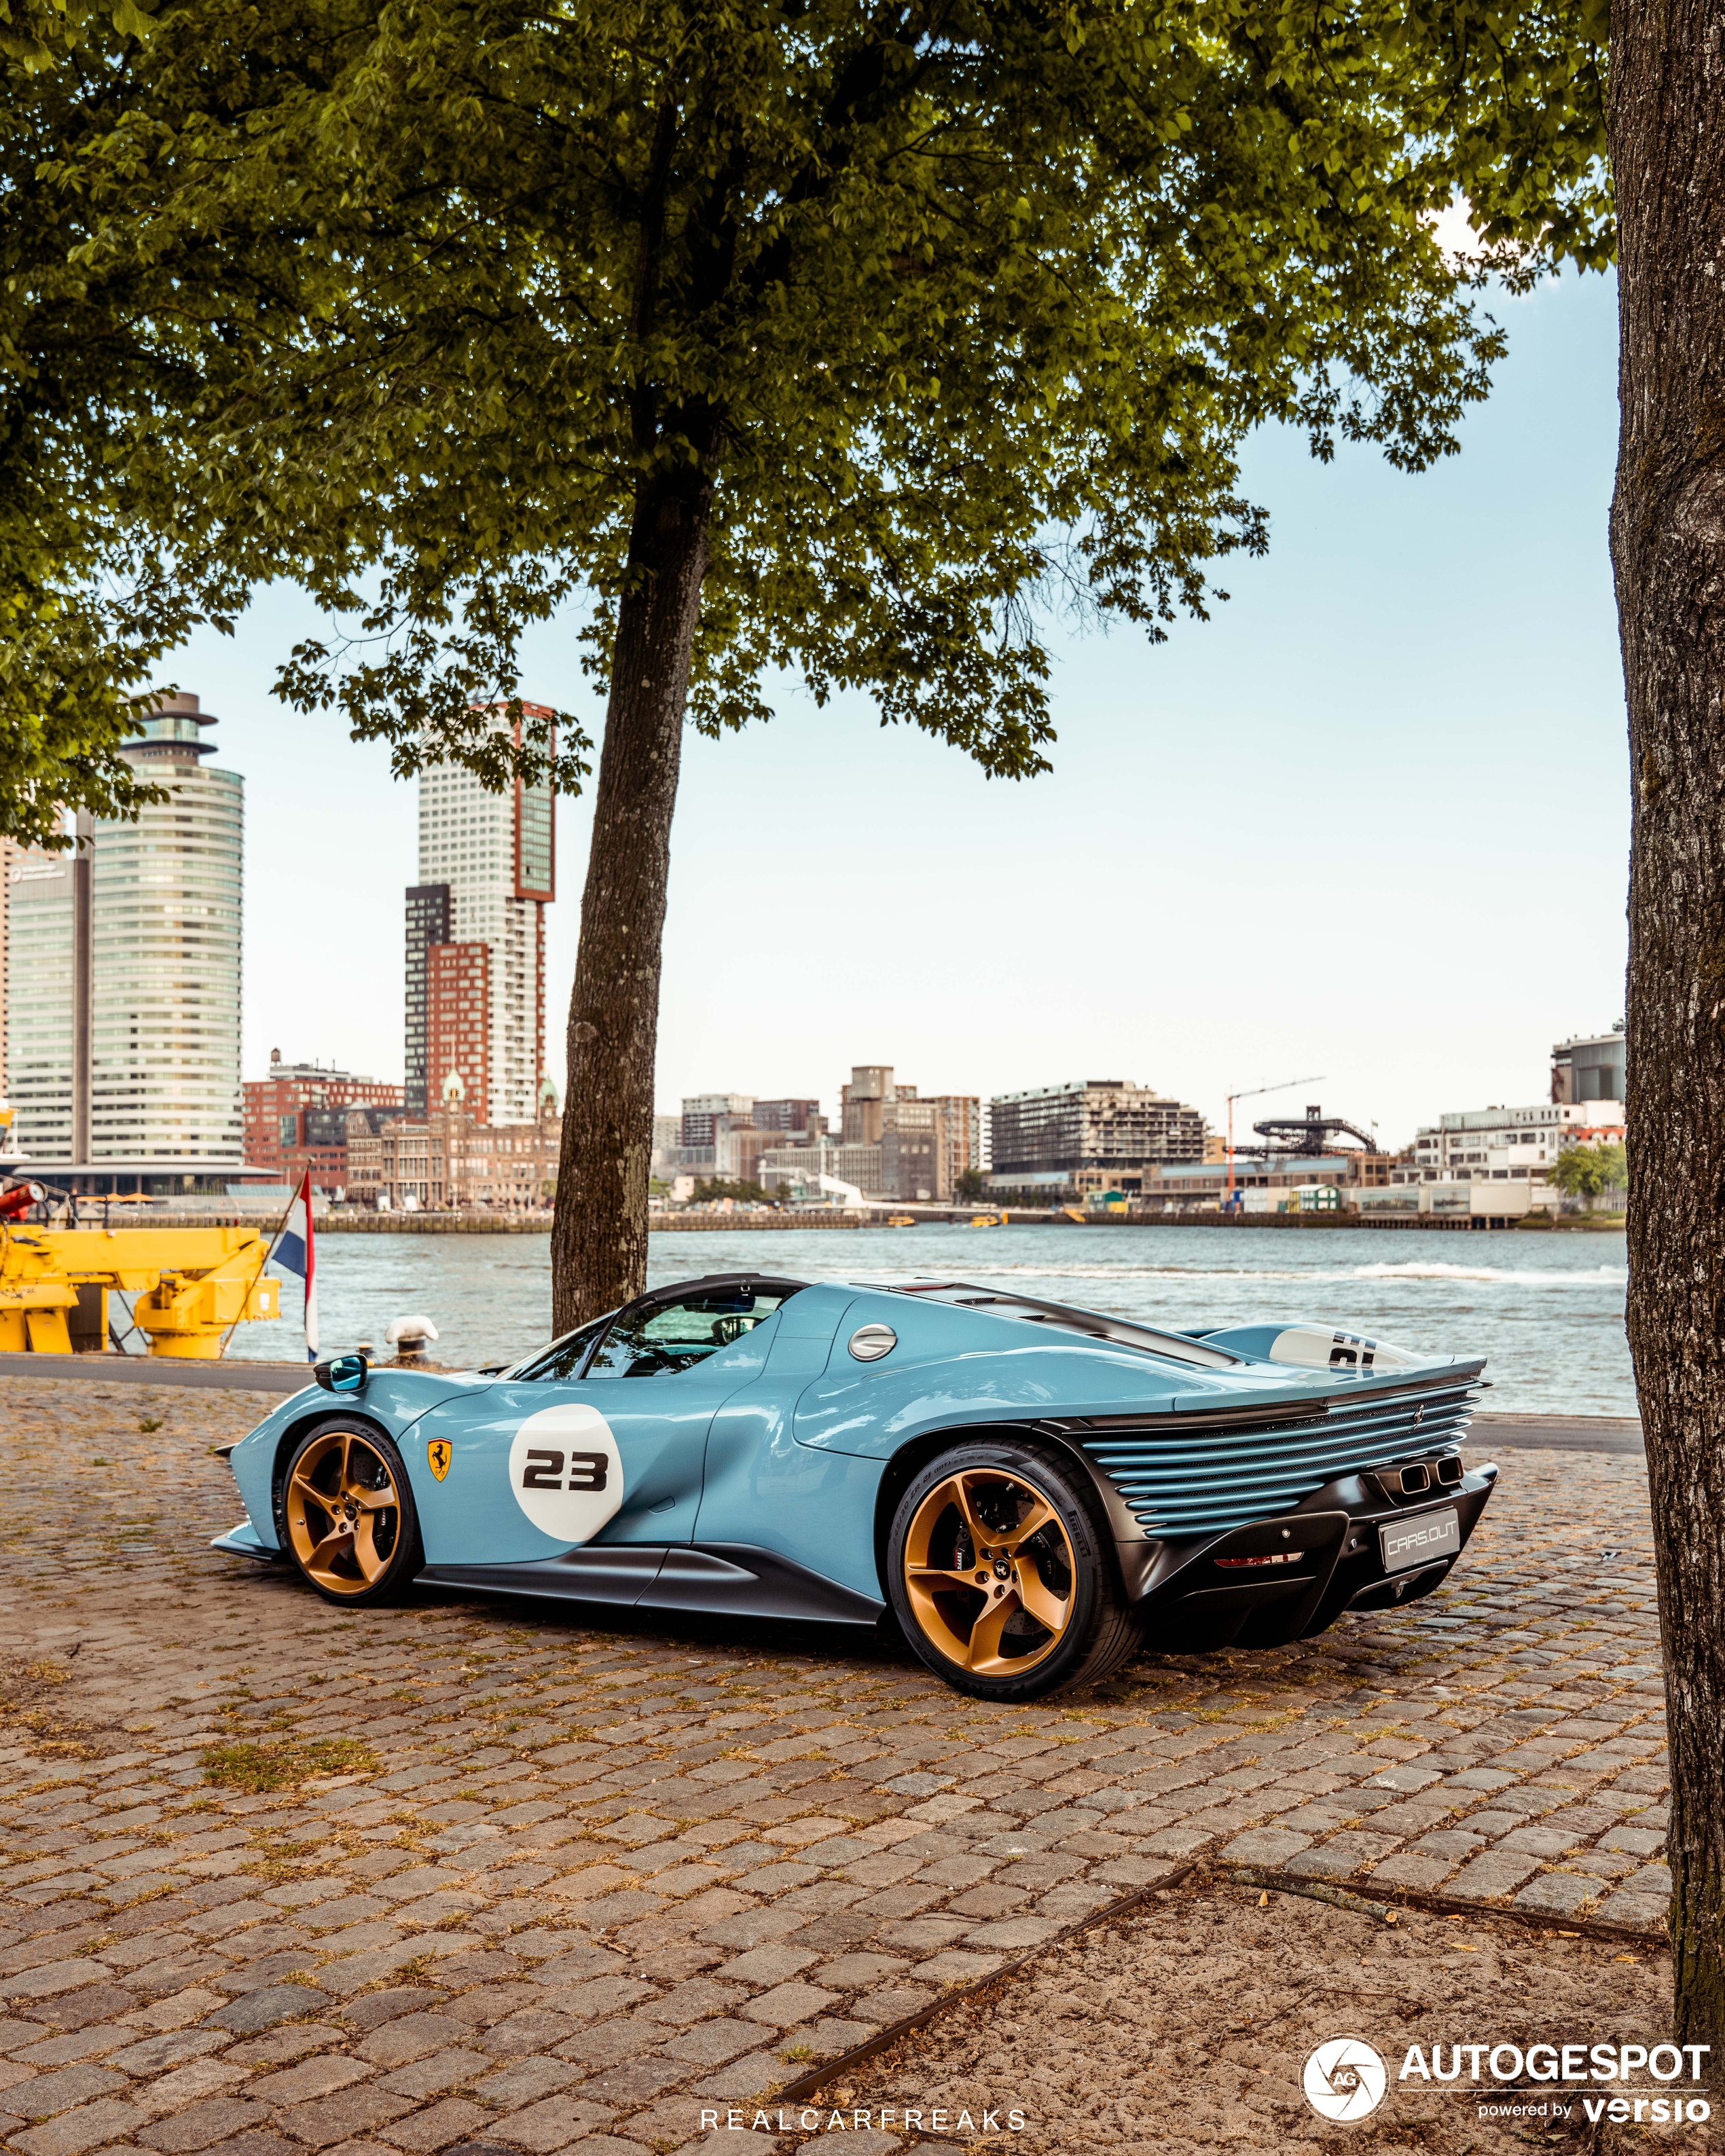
1379,1506 -> 1460,1574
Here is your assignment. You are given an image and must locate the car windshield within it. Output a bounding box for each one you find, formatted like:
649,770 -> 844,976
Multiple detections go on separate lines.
504,1311 -> 617,1381
586,1285 -> 799,1378
871,1282 -> 1240,1369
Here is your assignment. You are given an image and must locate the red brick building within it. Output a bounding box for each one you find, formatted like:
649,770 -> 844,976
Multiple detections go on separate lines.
242,1053 -> 404,1193
426,941 -> 491,1123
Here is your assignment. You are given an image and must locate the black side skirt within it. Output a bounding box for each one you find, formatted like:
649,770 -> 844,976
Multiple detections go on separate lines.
415,1542 -> 884,1626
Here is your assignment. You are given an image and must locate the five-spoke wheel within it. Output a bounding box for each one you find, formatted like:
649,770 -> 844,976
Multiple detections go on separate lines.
886,1440 -> 1140,1700
279,1419 -> 421,1605
901,1467 -> 1077,1677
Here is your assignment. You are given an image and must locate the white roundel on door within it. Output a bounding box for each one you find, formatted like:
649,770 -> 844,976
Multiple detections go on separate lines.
507,1403 -> 624,1544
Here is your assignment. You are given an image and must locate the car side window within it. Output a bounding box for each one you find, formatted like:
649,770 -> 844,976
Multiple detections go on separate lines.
508,1313 -> 613,1382
585,1289 -> 793,1379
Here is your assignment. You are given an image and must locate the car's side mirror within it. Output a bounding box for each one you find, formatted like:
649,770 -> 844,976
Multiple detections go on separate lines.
314,1353 -> 369,1394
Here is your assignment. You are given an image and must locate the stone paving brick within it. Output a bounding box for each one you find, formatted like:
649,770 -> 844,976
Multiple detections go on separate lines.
375,2051 -> 489,2101
1512,1871 -> 1601,1914
139,2098 -> 273,2153
131,2064 -> 253,2122
6,2067 -> 129,2120
270,2089 -> 415,2151
0,1386 -> 1678,2156
12,2098 -> 151,2156
378,2100 -> 494,2156
1446,1852 -> 1543,1899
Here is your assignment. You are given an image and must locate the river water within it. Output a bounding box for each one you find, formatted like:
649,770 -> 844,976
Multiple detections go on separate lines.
224,1223 -> 1634,1417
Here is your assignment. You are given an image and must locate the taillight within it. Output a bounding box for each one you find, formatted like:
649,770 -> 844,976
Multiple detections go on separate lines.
1216,1550 -> 1307,1569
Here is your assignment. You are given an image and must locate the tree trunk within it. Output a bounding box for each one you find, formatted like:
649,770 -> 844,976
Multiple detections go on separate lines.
1610,0 -> 1725,2057
549,475 -> 710,1332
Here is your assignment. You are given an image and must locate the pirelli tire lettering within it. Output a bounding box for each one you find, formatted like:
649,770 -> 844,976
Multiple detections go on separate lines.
507,1404 -> 624,1543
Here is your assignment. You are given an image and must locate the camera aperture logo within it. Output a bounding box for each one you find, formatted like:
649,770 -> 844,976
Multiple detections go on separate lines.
1305,2037 -> 1389,2121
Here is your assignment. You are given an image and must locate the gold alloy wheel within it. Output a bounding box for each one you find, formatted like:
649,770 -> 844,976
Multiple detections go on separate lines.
285,1429 -> 402,1596
903,1468 -> 1076,1675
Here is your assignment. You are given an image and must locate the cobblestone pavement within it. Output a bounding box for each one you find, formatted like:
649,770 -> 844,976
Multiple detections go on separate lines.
0,1379 -> 1669,2156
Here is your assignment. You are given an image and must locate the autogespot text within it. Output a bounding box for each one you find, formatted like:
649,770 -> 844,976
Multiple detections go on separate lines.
1401,2041 -> 1712,2126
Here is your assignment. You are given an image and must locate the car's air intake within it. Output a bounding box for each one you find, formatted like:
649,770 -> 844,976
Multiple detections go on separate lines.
1078,1382 -> 1482,1538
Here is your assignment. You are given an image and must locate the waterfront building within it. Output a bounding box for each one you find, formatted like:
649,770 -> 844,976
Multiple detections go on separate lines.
839,1067 -> 892,1146
880,1096 -> 945,1201
1397,1097 -> 1623,1186
753,1097 -> 822,1135
680,1093 -> 755,1146
1145,1154 -> 1370,1209
406,704 -> 555,1131
988,1078 -> 1204,1198
1552,1029 -> 1625,1107
758,1138 -> 882,1201
927,1094 -> 983,1191
7,693 -> 244,1168
243,1052 -> 403,1193
346,1099 -> 560,1211
839,1066 -> 974,1199
661,1094 -> 826,1182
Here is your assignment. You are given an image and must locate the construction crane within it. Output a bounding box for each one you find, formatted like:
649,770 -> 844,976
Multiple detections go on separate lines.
1224,1076 -> 1325,1207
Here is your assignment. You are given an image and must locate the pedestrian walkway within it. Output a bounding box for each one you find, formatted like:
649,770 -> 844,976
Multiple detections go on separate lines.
0,1380 -> 1667,2156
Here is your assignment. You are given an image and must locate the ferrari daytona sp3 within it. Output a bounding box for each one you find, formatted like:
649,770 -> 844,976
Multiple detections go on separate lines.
214,1272 -> 1495,1700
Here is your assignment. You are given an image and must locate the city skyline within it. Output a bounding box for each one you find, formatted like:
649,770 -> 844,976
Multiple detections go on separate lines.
158,267 -> 1624,1154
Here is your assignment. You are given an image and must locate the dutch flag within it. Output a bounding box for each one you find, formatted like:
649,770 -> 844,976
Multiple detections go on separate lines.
272,1168 -> 319,1362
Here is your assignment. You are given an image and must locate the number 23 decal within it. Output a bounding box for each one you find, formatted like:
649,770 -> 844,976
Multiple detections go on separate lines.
521,1448 -> 609,1492
507,1406 -> 624,1544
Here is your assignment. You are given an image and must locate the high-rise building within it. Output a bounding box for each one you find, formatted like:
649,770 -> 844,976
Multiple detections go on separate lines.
7,694 -> 244,1166
403,883 -> 452,1116
428,940 -> 492,1120
989,1078 -> 1205,1196
408,705 -> 555,1129
7,847 -> 75,1154
0,835 -> 18,1096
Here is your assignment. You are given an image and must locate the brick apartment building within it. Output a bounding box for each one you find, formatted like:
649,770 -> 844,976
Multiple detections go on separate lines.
427,941 -> 492,1122
346,1103 -> 561,1211
242,1053 -> 404,1193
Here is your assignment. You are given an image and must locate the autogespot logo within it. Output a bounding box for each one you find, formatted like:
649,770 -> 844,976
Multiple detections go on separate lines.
1305,2036 -> 1390,2121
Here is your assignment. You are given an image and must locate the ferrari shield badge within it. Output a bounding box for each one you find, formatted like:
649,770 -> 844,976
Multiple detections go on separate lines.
427,1439 -> 452,1483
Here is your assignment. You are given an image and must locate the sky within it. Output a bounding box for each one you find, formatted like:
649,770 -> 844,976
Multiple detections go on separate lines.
169,264 -> 1626,1154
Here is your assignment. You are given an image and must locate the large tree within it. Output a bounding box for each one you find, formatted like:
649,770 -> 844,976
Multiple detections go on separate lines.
1611,0 -> 1725,2057
5,0 -> 1605,1315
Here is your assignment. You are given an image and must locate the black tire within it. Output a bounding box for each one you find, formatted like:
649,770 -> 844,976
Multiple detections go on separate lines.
886,1437 -> 1140,1702
276,1417 -> 422,1607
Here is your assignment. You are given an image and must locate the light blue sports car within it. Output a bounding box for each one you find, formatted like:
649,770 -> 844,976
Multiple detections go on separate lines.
215,1271 -> 1495,1700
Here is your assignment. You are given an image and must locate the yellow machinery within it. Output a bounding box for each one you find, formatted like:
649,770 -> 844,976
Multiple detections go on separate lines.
0,1225 -> 280,1357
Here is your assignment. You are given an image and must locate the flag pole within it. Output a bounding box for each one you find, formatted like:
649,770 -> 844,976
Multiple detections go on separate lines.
219,1173 -> 303,1361
301,1169 -> 318,1363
